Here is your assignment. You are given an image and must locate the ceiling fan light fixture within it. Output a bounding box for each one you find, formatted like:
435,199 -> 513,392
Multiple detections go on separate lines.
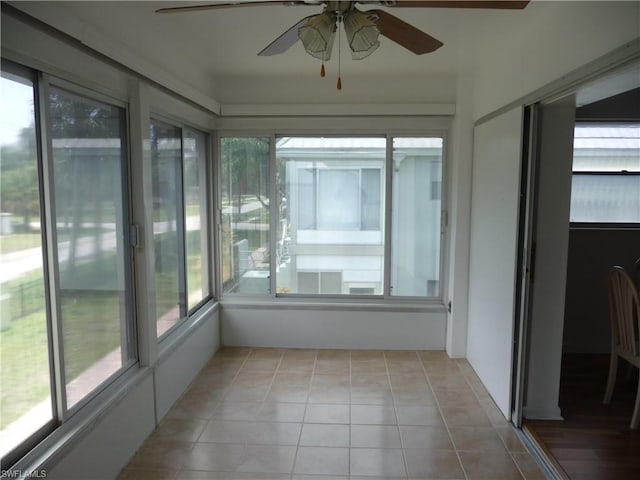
343,9 -> 380,59
298,12 -> 336,60
350,41 -> 379,60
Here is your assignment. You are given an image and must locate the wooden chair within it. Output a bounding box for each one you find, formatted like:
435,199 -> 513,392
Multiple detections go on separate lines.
603,266 -> 640,429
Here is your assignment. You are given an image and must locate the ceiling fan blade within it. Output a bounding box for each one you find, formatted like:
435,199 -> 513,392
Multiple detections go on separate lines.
382,1 -> 530,9
258,15 -> 314,55
156,1 -> 313,14
368,9 -> 443,55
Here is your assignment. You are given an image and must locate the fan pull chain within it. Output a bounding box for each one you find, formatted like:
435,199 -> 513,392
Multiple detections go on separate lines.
320,62 -> 325,77
337,16 -> 342,90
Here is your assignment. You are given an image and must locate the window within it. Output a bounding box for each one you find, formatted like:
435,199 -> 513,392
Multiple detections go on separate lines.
391,138 -> 443,297
298,168 -> 381,230
297,271 -> 342,294
151,120 -> 211,337
570,123 -> 640,223
183,129 -> 210,310
151,120 -> 183,336
277,137 -> 386,296
1,68 -> 138,464
1,69 -> 53,461
220,137 -> 270,295
50,87 -> 135,408
220,135 -> 445,299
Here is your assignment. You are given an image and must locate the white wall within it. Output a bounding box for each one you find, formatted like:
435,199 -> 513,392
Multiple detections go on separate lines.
563,228 -> 640,353
214,74 -> 457,106
446,73 -> 475,358
473,1 -> 640,120
44,373 -> 155,480
222,304 -> 446,350
155,308 -> 221,420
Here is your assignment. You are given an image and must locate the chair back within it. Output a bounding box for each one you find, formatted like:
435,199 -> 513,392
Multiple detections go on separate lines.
608,266 -> 640,359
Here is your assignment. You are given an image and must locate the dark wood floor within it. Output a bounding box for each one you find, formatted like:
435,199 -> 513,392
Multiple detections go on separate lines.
525,354 -> 640,480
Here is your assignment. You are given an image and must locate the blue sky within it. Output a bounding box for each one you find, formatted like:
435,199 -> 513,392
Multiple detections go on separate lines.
0,76 -> 35,146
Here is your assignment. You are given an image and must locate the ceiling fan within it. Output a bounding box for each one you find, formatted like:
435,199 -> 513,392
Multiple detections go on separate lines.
157,1 -> 530,89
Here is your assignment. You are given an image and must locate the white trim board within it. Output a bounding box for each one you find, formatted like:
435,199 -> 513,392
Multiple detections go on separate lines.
220,103 -> 456,117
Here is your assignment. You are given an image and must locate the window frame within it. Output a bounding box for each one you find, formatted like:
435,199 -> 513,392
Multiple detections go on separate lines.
570,121 -> 640,226
219,131 -> 448,303
298,166 -> 383,231
218,135 -> 272,297
150,113 -> 213,341
389,136 -> 445,298
183,127 -> 212,312
1,65 -> 141,466
42,74 -> 139,420
0,60 -> 59,469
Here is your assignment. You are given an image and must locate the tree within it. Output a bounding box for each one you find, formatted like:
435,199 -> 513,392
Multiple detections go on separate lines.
0,126 -> 40,232
48,89 -> 124,274
220,137 -> 269,218
220,137 -> 270,289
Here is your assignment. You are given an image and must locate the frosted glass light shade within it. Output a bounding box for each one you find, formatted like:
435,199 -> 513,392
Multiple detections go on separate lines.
299,13 -> 336,60
343,9 -> 380,59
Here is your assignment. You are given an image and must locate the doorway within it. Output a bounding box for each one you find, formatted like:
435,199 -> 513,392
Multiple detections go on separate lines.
520,69 -> 640,479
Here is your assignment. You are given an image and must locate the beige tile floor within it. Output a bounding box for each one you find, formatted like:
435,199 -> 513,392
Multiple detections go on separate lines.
117,348 -> 548,480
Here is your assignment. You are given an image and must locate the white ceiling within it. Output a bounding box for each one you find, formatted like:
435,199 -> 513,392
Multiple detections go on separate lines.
8,0 -> 548,103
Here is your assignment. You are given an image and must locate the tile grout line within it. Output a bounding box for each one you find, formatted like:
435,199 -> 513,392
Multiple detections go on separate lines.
292,349 -> 317,477
385,350 -> 409,479
456,358 -> 528,480
420,353 -> 471,480
229,347 -> 255,473
179,348 -> 252,476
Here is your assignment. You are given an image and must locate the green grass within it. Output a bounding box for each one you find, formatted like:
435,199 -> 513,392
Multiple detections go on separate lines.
0,252 -> 125,429
0,290 -> 124,429
1,232 -> 209,430
0,310 -> 51,429
0,227 -> 108,255
3,274 -> 46,320
61,291 -> 123,381
0,234 -> 43,254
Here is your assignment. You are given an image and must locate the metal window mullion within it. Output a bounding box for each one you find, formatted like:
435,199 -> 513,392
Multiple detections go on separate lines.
313,167 -> 319,230
201,130 -> 213,302
120,106 -> 136,364
27,68 -> 60,432
213,131 -> 223,301
39,74 -> 69,420
438,134 -> 448,300
383,136 -> 393,298
130,85 -> 157,365
269,134 -> 277,297
358,169 -> 363,230
177,130 -> 188,318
